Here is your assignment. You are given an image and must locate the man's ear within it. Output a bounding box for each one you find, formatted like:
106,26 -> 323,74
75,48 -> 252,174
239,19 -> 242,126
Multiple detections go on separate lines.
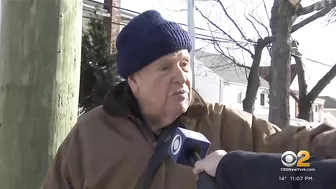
127,74 -> 139,93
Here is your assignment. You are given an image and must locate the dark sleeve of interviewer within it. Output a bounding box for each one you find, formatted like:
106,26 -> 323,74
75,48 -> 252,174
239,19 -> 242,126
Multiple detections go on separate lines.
214,150 -> 336,189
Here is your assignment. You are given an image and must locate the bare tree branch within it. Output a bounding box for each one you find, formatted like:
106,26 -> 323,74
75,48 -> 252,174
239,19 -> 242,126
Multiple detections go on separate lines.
262,0 -> 271,23
292,41 -> 307,100
308,63 -> 336,101
209,62 -> 251,70
215,0 -> 255,44
260,5 -> 335,45
291,39 -> 313,120
195,6 -> 254,56
201,22 -> 252,72
196,36 -> 238,43
292,5 -> 336,33
299,0 -> 336,16
291,40 -> 307,105
242,37 -> 270,113
290,90 -> 299,102
196,2 -> 274,113
245,15 -> 263,38
248,13 -> 271,37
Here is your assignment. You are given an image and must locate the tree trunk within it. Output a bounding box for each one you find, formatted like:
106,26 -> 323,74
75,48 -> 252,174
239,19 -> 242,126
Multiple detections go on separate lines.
292,40 -> 336,121
269,0 -> 295,128
0,1 -> 82,189
243,38 -> 269,113
292,41 -> 312,121
298,96 -> 312,121
242,0 -> 336,117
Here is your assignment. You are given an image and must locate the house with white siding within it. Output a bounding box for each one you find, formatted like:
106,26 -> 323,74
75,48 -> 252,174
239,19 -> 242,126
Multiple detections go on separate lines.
194,50 -> 331,126
194,50 -> 297,118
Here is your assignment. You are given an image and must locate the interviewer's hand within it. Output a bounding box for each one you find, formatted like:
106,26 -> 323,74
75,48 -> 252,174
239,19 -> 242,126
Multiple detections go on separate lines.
193,150 -> 227,177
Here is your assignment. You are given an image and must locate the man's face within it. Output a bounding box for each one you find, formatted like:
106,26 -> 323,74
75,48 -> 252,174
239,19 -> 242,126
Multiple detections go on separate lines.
128,49 -> 192,127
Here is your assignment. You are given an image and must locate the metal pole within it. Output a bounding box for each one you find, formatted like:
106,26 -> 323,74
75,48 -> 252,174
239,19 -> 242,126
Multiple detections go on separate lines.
188,0 -> 196,89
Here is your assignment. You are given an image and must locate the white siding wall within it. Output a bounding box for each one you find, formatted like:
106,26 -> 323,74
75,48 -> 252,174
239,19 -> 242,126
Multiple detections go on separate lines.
312,99 -> 326,123
289,95 -> 296,118
253,88 -> 269,116
194,59 -> 298,118
221,83 -> 245,110
194,60 -> 224,103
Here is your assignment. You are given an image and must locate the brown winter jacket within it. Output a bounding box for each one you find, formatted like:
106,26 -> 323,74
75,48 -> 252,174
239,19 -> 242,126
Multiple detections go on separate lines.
40,81 -> 335,189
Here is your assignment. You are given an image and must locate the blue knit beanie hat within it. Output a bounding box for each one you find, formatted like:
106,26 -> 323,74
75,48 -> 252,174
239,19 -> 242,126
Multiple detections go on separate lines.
116,10 -> 192,79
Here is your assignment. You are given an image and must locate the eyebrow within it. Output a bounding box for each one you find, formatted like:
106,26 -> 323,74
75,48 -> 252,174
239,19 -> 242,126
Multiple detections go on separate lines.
171,52 -> 189,61
154,52 -> 189,68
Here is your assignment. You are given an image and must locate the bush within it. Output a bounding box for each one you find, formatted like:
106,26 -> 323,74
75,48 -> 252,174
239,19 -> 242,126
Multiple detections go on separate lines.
79,18 -> 122,114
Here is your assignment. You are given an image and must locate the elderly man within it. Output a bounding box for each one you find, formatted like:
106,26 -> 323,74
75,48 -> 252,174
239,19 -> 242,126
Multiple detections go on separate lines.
40,10 -> 336,189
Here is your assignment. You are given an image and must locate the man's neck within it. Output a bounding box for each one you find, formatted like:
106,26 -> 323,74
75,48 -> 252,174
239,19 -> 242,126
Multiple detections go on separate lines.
141,111 -> 173,132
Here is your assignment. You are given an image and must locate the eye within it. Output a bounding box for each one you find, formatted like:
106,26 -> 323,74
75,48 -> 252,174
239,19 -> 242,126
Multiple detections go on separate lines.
160,66 -> 169,71
159,64 -> 170,73
180,61 -> 190,72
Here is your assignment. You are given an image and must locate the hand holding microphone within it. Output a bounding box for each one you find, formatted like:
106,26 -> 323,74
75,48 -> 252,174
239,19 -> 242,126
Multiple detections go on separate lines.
167,125 -> 220,189
193,150 -> 227,177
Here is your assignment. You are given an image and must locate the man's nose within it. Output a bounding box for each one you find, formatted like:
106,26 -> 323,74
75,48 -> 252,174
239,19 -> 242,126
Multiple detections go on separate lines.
172,64 -> 187,84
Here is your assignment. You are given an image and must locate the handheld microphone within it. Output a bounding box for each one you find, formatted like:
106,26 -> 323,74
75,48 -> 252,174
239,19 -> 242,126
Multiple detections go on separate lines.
168,125 -> 219,189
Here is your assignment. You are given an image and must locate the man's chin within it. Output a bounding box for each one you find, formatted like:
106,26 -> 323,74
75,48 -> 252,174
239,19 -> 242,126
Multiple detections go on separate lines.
165,99 -> 190,116
173,102 -> 189,115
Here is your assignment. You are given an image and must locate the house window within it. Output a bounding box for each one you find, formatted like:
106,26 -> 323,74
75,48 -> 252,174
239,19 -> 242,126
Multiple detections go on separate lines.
315,104 -> 318,112
237,92 -> 242,103
260,93 -> 265,106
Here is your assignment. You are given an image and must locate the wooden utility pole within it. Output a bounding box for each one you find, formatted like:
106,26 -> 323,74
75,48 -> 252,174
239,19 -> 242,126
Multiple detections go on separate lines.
0,0 -> 82,189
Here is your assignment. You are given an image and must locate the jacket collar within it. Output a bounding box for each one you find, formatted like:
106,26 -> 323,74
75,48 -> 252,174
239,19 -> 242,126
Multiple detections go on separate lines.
102,81 -> 209,119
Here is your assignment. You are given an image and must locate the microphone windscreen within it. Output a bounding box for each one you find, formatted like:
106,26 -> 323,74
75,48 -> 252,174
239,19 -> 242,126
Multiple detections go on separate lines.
168,127 -> 211,167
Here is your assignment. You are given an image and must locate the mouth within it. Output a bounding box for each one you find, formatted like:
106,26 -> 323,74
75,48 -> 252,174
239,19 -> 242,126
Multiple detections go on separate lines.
170,89 -> 189,96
